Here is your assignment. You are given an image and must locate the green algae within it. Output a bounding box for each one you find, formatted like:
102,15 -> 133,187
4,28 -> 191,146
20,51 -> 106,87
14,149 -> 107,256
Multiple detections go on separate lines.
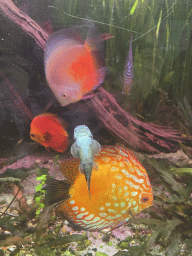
95,252 -> 109,256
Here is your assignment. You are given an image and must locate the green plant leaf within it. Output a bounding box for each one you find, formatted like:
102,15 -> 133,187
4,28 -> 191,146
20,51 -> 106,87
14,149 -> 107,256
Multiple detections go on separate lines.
170,168 -> 192,175
36,175 -> 47,181
130,0 -> 139,15
156,10 -> 162,38
36,209 -> 41,215
146,226 -> 163,250
129,217 -> 163,227
161,218 -> 182,246
145,157 -> 189,200
35,197 -> 41,203
166,231 -> 182,256
39,203 -> 45,208
35,183 -> 43,192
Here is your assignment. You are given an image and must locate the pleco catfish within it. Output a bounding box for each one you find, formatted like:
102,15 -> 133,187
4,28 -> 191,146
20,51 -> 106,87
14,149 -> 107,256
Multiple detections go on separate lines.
71,125 -> 101,194
44,24 -> 113,106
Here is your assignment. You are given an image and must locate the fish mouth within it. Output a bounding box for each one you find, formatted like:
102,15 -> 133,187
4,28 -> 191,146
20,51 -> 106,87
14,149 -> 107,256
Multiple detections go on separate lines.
55,84 -> 82,106
74,125 -> 92,138
58,94 -> 77,106
30,133 -> 44,143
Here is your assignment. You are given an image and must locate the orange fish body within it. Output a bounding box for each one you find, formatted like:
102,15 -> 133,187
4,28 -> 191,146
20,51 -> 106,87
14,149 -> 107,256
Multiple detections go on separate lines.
47,145 -> 153,231
30,113 -> 68,152
44,25 -> 112,106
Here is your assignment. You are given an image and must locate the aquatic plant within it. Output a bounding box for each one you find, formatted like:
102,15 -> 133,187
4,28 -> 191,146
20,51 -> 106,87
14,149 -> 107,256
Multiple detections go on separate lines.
35,155 -> 61,218
53,154 -> 60,166
51,0 -> 191,107
126,155 -> 192,254
34,163 -> 49,217
35,174 -> 47,217
178,97 -> 192,132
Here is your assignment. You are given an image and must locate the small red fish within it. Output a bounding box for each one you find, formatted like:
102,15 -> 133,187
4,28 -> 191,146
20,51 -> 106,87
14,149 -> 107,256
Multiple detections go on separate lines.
44,24 -> 113,106
46,145 -> 153,231
30,113 -> 68,152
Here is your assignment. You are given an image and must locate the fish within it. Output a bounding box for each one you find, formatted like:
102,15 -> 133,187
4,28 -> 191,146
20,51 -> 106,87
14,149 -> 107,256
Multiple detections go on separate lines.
46,145 -> 153,231
44,24 -> 113,106
30,113 -> 68,152
1,73 -> 34,137
70,125 -> 101,194
123,35 -> 134,95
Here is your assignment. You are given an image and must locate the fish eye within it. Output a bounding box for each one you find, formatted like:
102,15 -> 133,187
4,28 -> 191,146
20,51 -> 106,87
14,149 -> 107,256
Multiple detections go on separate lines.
30,133 -> 35,137
141,196 -> 149,203
61,93 -> 66,98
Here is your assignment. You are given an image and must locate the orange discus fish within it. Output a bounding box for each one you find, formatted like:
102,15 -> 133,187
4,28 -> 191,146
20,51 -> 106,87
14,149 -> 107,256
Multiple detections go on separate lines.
30,113 -> 68,152
46,145 -> 153,231
44,24 -> 113,106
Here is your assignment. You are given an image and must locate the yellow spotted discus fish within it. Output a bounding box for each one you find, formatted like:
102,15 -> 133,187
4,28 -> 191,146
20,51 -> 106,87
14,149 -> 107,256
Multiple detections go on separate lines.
46,145 -> 153,231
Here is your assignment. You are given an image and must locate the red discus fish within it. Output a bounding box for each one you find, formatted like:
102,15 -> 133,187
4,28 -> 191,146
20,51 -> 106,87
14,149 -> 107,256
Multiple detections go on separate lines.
30,113 -> 68,152
44,24 -> 113,106
46,145 -> 153,231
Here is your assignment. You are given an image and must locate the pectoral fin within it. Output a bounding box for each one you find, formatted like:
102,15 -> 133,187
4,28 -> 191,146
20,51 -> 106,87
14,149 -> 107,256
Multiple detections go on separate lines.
70,142 -> 79,158
45,146 -> 52,152
93,161 -> 99,171
79,163 -> 84,174
91,140 -> 101,155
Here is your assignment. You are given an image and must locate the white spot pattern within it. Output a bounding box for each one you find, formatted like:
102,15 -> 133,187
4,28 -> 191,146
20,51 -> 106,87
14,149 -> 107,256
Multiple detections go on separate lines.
85,214 -> 94,220
131,192 -> 138,196
122,169 -> 144,184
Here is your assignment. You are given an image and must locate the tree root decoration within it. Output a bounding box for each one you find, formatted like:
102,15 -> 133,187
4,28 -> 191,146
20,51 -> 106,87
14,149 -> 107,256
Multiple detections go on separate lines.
0,182 -> 20,217
1,0 -> 192,153
88,87 -> 192,153
0,0 -> 48,49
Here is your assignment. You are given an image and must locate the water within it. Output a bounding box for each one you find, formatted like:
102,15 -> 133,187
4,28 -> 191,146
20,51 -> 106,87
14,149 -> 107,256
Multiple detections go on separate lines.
0,0 -> 192,255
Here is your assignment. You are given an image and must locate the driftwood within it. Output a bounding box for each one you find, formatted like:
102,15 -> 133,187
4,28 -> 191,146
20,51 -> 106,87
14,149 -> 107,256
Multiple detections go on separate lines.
0,0 -> 191,153
0,0 -> 48,49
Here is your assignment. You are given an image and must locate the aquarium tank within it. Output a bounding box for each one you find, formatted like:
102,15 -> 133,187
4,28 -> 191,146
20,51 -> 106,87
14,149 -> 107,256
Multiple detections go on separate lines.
0,0 -> 192,255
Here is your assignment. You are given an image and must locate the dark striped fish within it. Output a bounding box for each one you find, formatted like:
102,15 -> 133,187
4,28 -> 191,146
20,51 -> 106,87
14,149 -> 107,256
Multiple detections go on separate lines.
123,35 -> 134,95
4,74 -> 34,124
